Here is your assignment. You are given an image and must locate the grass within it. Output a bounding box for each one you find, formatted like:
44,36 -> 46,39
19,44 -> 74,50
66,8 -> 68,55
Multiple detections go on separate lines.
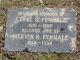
0,53 -> 2,60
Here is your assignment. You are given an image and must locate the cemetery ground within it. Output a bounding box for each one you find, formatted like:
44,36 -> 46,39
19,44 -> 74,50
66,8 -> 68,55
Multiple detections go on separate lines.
0,0 -> 80,60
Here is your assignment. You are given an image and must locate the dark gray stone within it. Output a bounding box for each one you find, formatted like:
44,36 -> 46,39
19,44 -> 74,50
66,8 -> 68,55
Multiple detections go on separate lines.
4,8 -> 77,53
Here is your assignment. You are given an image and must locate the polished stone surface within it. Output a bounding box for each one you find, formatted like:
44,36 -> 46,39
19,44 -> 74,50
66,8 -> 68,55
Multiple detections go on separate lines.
4,8 -> 77,53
